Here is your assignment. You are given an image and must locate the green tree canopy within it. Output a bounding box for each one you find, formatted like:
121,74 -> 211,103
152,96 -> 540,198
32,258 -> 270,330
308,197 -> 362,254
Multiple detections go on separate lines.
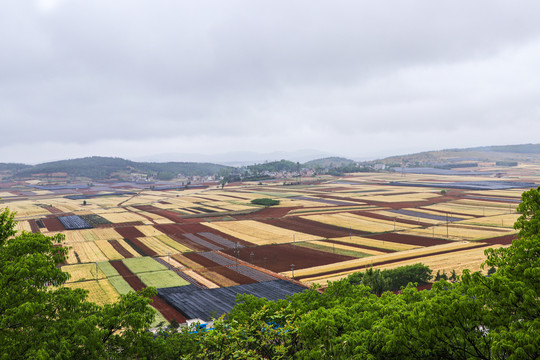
0,207 -> 156,359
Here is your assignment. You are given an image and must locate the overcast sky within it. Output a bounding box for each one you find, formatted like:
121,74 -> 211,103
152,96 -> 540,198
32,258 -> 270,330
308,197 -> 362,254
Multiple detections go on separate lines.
1,1 -> 540,164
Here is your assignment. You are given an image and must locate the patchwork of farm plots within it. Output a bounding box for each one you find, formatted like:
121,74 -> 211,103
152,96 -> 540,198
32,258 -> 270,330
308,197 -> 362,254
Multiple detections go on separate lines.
2,167 -> 538,322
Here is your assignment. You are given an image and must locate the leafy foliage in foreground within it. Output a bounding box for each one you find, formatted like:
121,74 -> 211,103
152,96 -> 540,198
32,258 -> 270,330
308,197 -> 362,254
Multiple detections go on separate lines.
0,208 -> 156,359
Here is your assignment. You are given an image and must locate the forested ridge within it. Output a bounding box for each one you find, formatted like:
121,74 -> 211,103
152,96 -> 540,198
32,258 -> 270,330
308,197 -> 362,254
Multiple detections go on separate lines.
8,156 -> 231,180
1,188 -> 539,358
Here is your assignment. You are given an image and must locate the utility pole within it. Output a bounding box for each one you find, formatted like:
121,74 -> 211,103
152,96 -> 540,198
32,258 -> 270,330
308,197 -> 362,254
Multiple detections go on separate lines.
446,213 -> 449,239
290,264 -> 295,279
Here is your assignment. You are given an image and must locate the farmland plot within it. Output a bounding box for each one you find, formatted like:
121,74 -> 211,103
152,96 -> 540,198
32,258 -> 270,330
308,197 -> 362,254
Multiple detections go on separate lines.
301,213 -> 418,233
64,279 -> 119,305
400,224 -> 515,241
203,220 -> 320,245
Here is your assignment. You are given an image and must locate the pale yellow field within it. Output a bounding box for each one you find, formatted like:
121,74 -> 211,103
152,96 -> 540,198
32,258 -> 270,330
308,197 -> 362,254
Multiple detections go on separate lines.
203,220 -> 320,245
422,202 -> 510,217
62,263 -> 106,282
276,199 -> 335,208
301,213 -> 418,233
137,236 -> 183,256
400,224 -> 515,241
373,210 -> 442,225
453,199 -> 517,211
0,191 -> 16,197
15,220 -> 33,232
155,234 -> 191,252
135,225 -> 165,237
281,241 -> 480,279
357,193 -> 439,203
306,240 -> 385,255
63,279 -> 120,305
460,213 -> 521,228
1,201 -> 49,218
94,240 -> 124,260
91,228 -> 124,240
330,236 -> 421,251
99,211 -> 148,223
67,242 -> 108,263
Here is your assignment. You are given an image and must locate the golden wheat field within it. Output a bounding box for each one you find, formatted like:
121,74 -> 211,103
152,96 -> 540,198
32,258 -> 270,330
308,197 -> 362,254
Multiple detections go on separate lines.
400,224 -> 515,241
63,279 -> 120,305
203,220 -> 320,245
330,236 -> 421,251
301,212 -> 418,233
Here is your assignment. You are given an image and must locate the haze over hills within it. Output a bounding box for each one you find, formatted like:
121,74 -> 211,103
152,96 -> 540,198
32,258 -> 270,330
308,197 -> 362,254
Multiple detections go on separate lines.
376,143 -> 540,165
3,143 -> 540,181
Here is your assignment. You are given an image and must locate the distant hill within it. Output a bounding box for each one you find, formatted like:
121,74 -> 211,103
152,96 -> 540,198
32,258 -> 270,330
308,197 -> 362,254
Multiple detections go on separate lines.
10,156 -> 232,181
376,143 -> 540,166
0,163 -> 32,172
303,157 -> 355,168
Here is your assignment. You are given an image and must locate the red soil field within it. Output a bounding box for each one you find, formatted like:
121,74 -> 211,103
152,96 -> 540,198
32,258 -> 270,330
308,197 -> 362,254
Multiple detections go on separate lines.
41,205 -> 64,214
42,217 -> 65,231
28,219 -> 40,233
295,243 -> 489,281
115,226 -> 146,239
481,233 -> 517,245
222,243 -> 354,273
367,233 -> 449,247
261,216 -> 367,238
108,240 -> 134,258
109,260 -> 187,323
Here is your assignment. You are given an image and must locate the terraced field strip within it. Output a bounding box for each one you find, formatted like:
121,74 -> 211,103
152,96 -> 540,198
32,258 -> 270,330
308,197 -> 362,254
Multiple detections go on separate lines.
301,213 -> 418,233
330,236 -> 421,251
459,213 -> 520,228
454,198 -> 519,210
287,205 -> 384,216
422,202 -> 511,216
94,240 -> 124,260
387,209 -> 468,222
349,210 -> 426,226
400,224 -> 516,241
300,240 -> 383,257
282,241 -> 482,280
203,220 -> 321,245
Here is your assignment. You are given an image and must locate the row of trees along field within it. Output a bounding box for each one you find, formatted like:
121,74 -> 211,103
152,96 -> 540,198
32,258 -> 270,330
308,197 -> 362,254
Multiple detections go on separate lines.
1,188 -> 540,359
